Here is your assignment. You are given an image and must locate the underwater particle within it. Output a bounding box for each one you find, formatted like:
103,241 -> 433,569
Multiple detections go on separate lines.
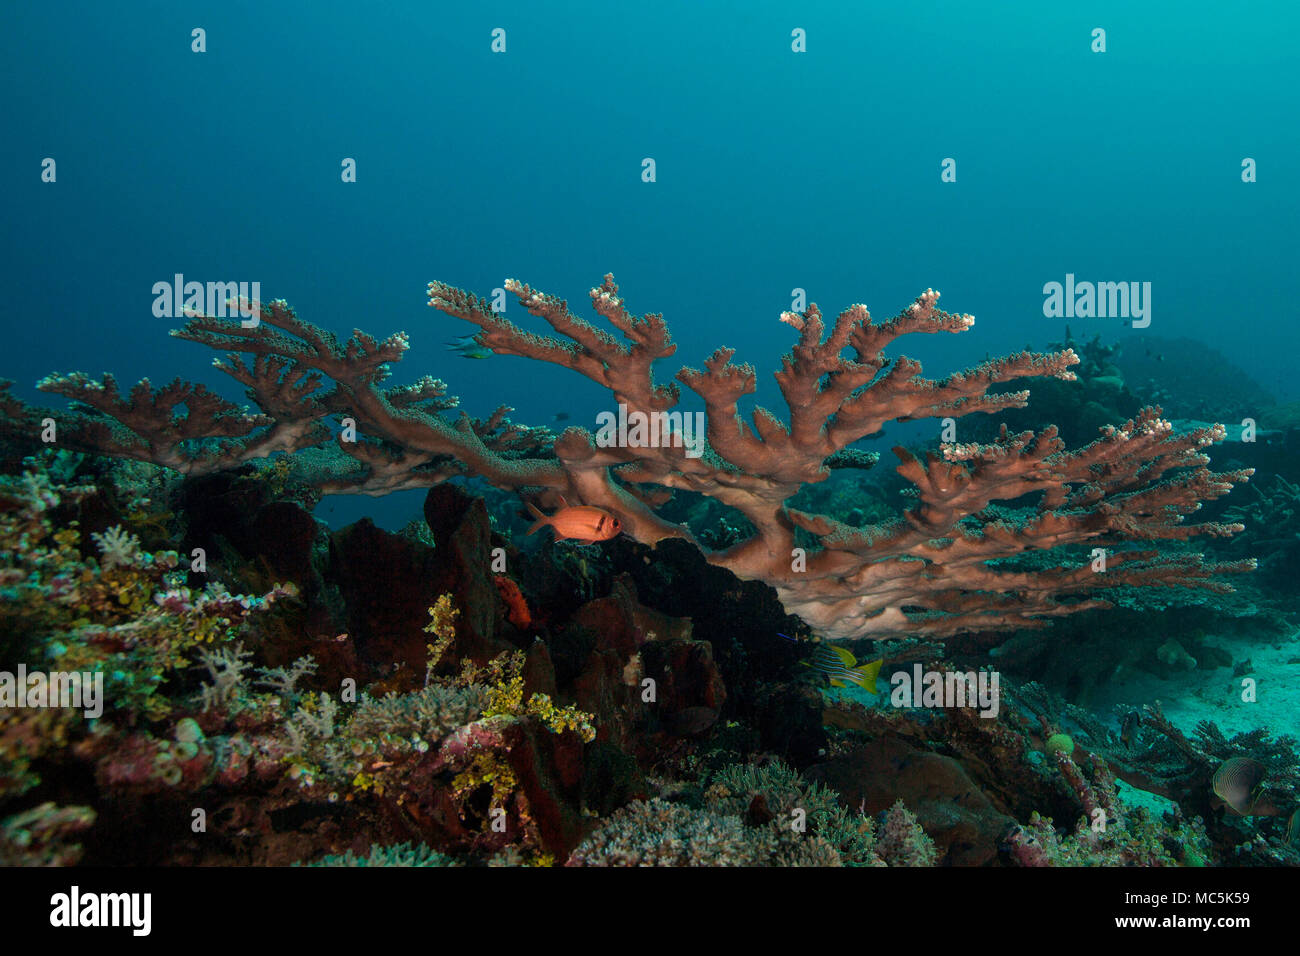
1045,733 -> 1074,757
1212,757 -> 1267,815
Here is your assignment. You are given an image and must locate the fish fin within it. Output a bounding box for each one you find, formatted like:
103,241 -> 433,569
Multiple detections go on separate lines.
828,678 -> 846,688
525,502 -> 548,536
573,538 -> 597,546
856,658 -> 884,695
558,495 -> 570,508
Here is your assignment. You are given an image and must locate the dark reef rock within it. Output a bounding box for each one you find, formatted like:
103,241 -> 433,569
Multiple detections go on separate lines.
422,484 -> 515,664
327,518 -> 447,679
808,736 -> 1017,867
598,536 -> 819,764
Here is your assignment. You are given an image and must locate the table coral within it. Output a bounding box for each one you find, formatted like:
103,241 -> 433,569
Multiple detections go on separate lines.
6,277 -> 1254,639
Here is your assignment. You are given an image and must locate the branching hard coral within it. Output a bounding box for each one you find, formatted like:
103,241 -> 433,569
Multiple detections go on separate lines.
568,795 -> 849,867
0,464 -> 297,721
570,762 -> 934,867
566,798 -> 775,866
874,801 -> 939,867
703,761 -> 882,866
253,655 -> 319,698
299,842 -> 457,867
283,682 -> 488,790
1004,807 -> 1210,867
5,278 -> 1254,640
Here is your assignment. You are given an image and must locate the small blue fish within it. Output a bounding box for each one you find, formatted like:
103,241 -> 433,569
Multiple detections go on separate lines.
803,644 -> 882,694
445,334 -> 492,359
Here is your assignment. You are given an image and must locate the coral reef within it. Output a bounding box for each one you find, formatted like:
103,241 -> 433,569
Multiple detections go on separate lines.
4,278 -> 1254,641
0,279 -> 1281,872
567,762 -> 933,866
0,453 -> 1283,869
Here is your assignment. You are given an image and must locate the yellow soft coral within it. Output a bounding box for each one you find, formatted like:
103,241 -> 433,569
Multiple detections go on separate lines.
526,693 -> 597,743
423,593 -> 458,684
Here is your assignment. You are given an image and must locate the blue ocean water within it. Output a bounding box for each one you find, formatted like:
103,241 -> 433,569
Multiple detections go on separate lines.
4,0 -> 1300,882
4,1 -> 1297,526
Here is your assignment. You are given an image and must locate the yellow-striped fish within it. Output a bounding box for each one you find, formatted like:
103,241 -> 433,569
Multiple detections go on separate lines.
804,643 -> 883,694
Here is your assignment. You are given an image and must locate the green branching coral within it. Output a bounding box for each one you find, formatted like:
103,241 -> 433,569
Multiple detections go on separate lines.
299,842 -> 457,867
1010,807 -> 1211,867
570,763 -> 939,867
703,761 -> 884,866
568,798 -> 771,866
0,461 -> 296,722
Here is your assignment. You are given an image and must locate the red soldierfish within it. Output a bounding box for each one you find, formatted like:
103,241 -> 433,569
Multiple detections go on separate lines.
526,498 -> 621,545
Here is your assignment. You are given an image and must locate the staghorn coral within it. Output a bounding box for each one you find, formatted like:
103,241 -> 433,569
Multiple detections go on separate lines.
2,277 -> 1253,641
